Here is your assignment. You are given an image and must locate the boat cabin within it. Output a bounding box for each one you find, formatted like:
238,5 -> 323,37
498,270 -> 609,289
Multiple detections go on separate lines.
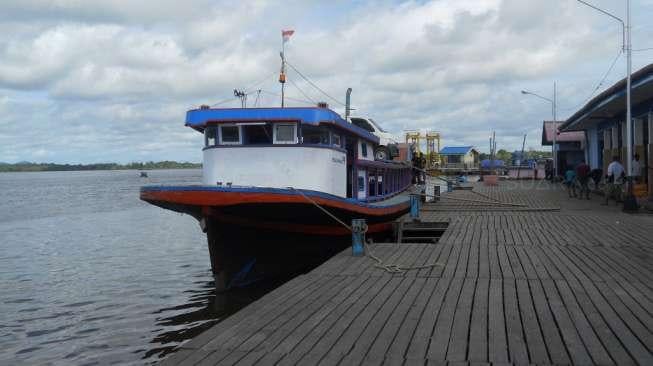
186,107 -> 412,201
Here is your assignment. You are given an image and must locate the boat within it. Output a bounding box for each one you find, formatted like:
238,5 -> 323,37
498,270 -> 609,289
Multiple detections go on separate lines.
140,106 -> 414,288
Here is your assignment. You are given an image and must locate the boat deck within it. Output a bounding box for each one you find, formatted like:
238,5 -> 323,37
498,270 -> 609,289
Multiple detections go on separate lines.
161,181 -> 653,365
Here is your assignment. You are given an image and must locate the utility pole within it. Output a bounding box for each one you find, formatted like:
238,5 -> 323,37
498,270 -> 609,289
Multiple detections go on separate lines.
553,81 -> 557,177
345,88 -> 353,121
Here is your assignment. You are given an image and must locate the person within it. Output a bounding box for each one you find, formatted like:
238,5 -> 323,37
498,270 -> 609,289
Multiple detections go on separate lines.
545,159 -> 553,181
564,167 -> 577,198
419,152 -> 427,184
603,156 -> 625,205
575,160 -> 591,200
411,149 -> 419,184
631,154 -> 642,183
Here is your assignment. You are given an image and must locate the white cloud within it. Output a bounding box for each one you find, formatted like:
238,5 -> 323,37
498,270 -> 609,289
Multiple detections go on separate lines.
0,0 -> 651,163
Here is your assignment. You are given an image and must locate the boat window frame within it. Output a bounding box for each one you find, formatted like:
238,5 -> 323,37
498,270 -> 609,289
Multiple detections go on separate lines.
273,123 -> 298,144
219,124 -> 242,145
205,126 -> 217,147
331,131 -> 342,148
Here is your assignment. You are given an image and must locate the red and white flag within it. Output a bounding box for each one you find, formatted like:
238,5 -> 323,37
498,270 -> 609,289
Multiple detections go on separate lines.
282,29 -> 294,43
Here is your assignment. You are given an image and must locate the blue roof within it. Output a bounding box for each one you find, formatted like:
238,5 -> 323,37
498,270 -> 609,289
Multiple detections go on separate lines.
185,107 -> 379,143
440,146 -> 475,155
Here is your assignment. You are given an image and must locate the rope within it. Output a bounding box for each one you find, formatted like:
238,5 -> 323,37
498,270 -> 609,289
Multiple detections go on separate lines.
288,187 -> 443,273
416,191 -> 527,207
288,187 -> 353,231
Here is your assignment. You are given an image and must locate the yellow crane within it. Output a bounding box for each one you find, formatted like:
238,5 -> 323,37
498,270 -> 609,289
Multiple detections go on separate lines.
404,130 -> 442,170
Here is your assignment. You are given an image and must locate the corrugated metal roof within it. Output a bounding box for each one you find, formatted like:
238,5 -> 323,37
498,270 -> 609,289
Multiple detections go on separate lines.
541,121 -> 585,146
440,146 -> 474,155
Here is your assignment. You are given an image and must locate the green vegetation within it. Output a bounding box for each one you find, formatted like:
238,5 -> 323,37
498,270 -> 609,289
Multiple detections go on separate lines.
479,149 -> 552,164
0,161 -> 201,172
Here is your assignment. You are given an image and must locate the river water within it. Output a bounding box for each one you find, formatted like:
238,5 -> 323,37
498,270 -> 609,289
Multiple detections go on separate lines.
0,169 -> 290,365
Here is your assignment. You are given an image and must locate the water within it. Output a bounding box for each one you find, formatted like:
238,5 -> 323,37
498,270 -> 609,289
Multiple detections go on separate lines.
0,170 -> 289,365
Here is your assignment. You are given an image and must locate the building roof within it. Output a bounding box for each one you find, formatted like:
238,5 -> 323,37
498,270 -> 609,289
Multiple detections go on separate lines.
440,146 -> 476,155
185,107 -> 380,143
541,121 -> 585,146
561,63 -> 653,131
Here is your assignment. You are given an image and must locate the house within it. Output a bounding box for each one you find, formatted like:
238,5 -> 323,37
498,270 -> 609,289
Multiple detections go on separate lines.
560,63 -> 652,199
541,121 -> 585,174
440,146 -> 480,170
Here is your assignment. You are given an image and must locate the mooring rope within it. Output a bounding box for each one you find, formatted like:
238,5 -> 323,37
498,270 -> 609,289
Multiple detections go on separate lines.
288,187 -> 443,274
416,191 -> 527,207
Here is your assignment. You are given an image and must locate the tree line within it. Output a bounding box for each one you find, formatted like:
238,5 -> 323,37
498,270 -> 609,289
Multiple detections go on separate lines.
0,161 -> 201,172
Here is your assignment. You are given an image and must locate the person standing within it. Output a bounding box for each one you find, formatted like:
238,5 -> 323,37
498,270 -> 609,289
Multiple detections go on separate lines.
575,160 -> 591,200
631,154 -> 642,183
603,156 -> 625,205
564,167 -> 577,198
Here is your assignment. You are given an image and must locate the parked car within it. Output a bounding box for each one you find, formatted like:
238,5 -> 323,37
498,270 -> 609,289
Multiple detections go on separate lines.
349,117 -> 399,160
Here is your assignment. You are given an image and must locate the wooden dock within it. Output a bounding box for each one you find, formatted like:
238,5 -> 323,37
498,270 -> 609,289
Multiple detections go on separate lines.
162,181 -> 653,365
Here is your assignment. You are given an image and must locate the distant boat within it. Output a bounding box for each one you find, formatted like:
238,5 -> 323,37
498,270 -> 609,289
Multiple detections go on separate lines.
140,106 -> 413,289
140,171 -> 148,178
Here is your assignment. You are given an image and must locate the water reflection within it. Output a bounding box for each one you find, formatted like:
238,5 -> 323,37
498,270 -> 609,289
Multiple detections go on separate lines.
144,271 -> 296,362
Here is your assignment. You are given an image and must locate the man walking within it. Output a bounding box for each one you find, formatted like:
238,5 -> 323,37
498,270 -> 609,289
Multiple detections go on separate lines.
603,156 -> 625,205
575,160 -> 591,200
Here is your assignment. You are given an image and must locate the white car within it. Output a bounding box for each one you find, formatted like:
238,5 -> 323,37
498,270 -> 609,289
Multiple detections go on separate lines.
349,117 -> 399,160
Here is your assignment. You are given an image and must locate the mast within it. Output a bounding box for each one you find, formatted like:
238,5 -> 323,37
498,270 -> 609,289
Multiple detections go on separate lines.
279,30 -> 293,108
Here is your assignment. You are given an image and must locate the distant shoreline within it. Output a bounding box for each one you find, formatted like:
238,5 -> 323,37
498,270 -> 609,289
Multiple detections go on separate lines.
0,161 -> 201,173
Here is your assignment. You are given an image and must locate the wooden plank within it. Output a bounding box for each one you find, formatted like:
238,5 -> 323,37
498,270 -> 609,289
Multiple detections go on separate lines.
384,277 -> 440,364
528,279 -> 571,365
289,276 -> 393,364
467,278 -> 489,363
275,276 -> 386,366
319,277 -> 408,364
502,278 -> 529,364
344,277 -> 425,365
405,276 -> 454,362
553,279 -> 614,365
487,279 -> 509,364
425,277 -> 465,361
234,275 -> 368,365
446,277 -> 477,361
514,279 -> 549,364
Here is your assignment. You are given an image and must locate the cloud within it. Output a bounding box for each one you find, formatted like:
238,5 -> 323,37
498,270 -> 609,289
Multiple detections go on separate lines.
0,0 -> 650,163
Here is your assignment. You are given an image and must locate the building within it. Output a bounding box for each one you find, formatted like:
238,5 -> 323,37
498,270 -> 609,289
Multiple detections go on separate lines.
541,121 -> 585,173
439,146 -> 480,170
560,63 -> 652,197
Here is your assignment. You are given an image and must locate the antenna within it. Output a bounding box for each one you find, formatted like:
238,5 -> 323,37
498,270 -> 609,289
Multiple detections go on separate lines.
233,89 -> 247,108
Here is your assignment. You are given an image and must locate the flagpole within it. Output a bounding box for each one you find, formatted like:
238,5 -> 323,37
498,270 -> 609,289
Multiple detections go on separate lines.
281,36 -> 285,108
280,32 -> 286,108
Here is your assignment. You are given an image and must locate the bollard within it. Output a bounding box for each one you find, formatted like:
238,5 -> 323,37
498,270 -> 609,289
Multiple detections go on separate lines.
410,194 -> 420,220
447,181 -> 453,193
351,219 -> 366,256
433,185 -> 440,202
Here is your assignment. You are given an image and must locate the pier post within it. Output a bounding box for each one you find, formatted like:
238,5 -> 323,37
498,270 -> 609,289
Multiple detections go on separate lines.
351,219 -> 366,256
410,194 -> 420,220
433,185 -> 440,202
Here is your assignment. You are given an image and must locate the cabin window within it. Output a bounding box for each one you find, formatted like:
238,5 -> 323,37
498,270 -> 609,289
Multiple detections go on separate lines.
368,175 -> 376,196
358,176 -> 365,192
274,123 -> 297,144
205,126 -> 217,147
243,124 -> 273,144
361,142 -> 368,157
302,126 -> 330,145
331,133 -> 341,147
220,125 -> 241,144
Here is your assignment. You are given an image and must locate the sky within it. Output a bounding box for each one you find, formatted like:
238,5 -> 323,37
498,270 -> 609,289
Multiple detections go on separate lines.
1,0 -> 652,164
